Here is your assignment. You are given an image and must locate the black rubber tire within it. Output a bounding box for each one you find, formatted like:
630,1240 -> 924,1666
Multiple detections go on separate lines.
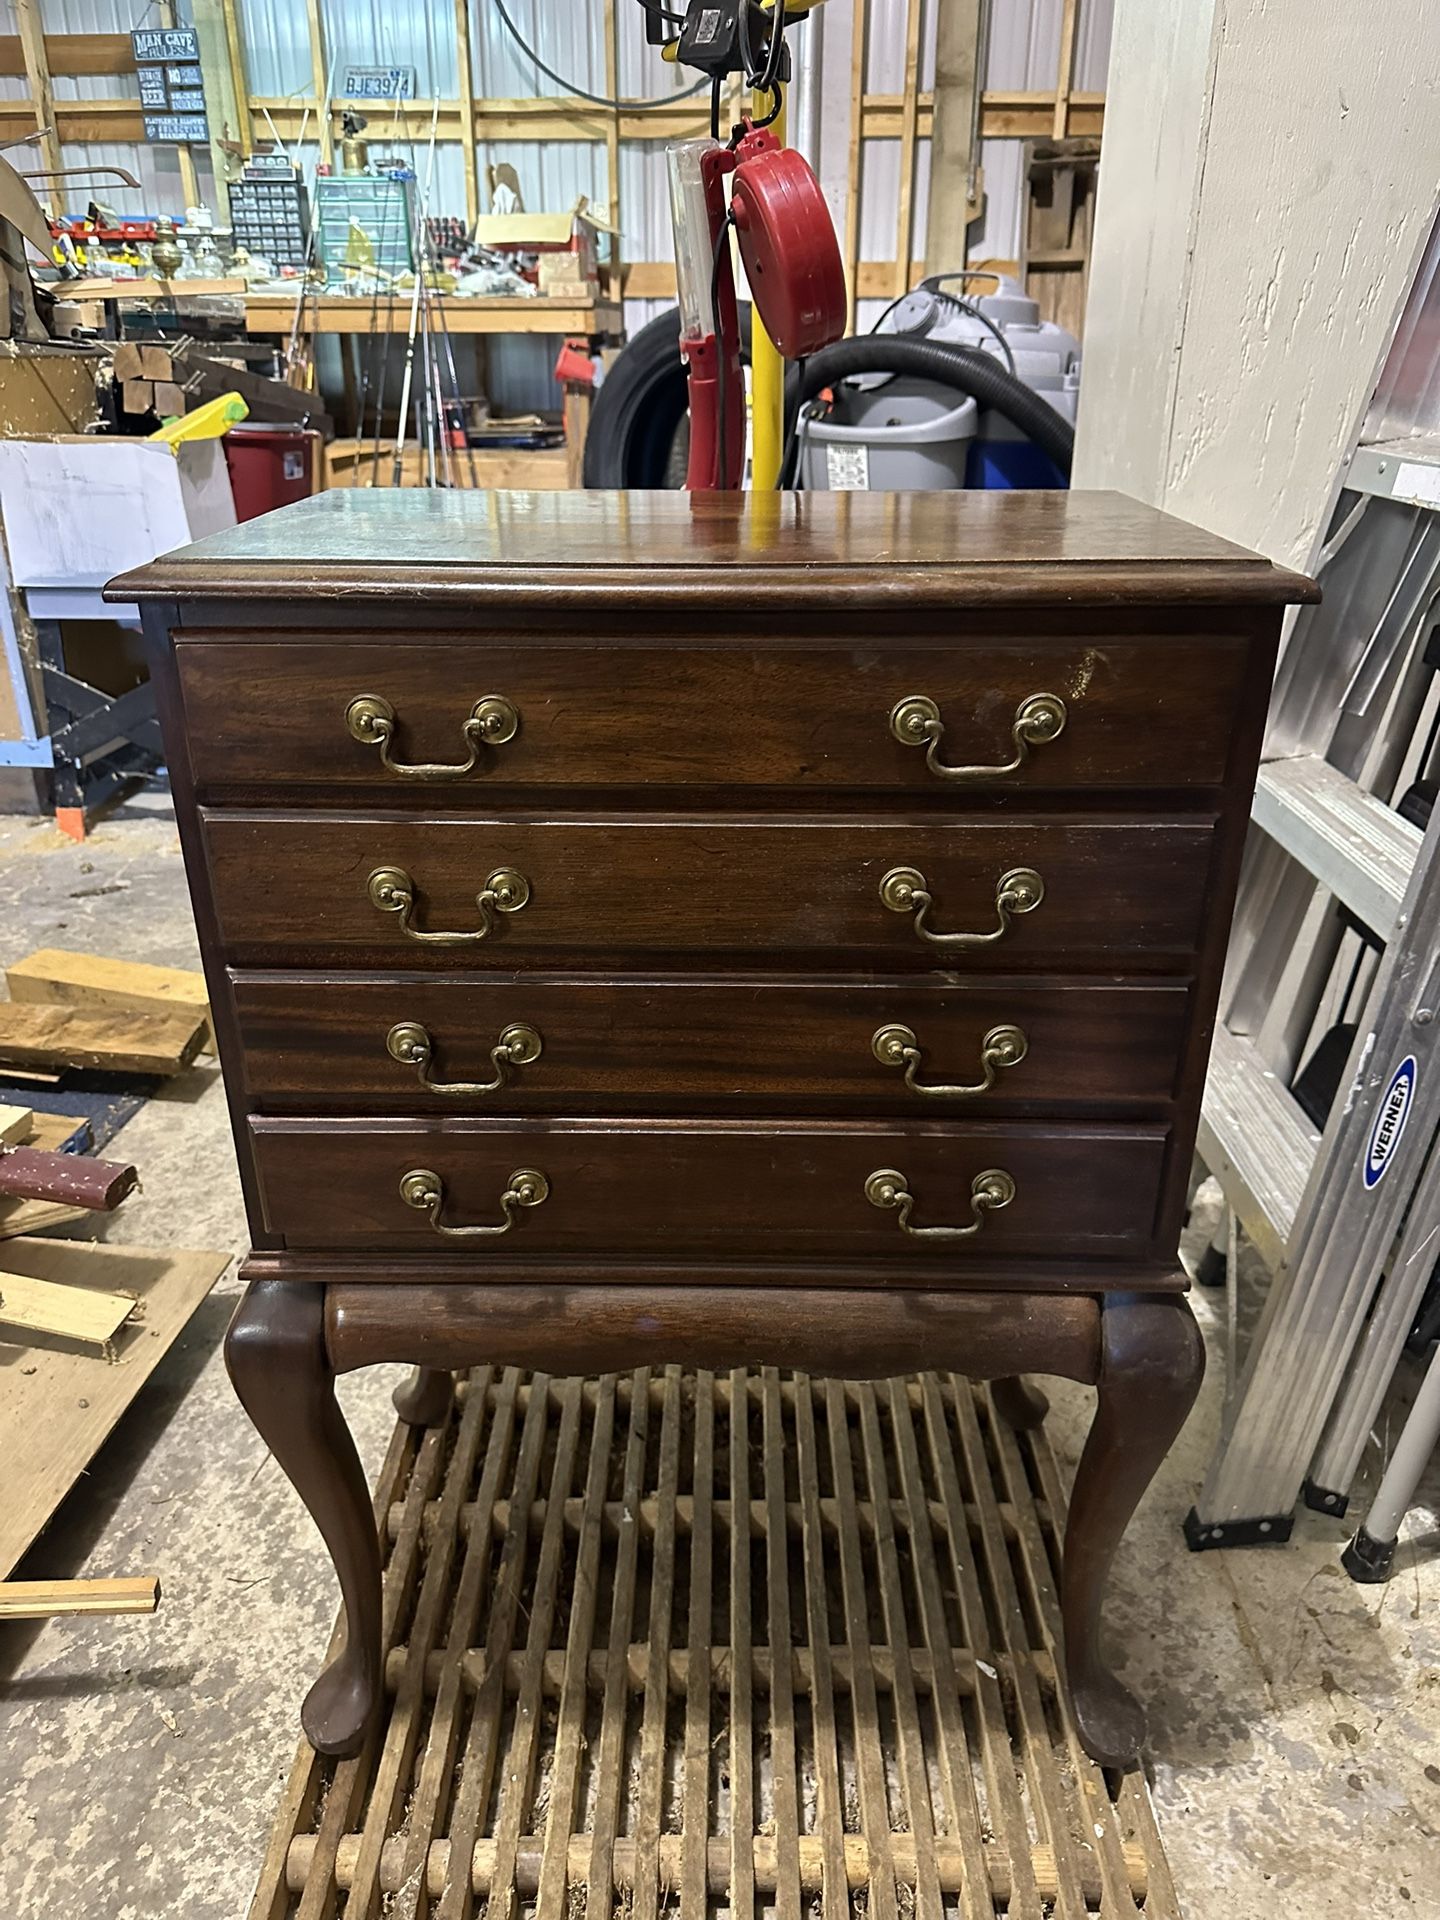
584,304 -> 754,489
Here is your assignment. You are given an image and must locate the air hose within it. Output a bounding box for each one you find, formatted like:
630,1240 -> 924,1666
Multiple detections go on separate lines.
784,335 -> 1075,482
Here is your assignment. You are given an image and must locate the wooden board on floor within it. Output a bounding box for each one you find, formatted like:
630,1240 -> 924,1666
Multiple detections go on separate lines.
0,1237 -> 229,1578
0,1004 -> 207,1076
0,1267 -> 138,1349
251,1369 -> 1184,1920
6,948 -> 213,1051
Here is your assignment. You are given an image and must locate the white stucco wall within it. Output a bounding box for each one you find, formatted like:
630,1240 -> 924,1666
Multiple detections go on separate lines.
1075,0 -> 1440,570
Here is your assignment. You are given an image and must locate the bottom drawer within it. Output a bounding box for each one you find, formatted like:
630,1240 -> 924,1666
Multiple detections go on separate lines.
249,1117 -> 1169,1264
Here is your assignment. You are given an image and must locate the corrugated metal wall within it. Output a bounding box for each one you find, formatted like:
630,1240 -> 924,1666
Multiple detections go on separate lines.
8,0 -> 1112,410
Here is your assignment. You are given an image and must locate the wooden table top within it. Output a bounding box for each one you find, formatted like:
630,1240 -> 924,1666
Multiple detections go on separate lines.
112,488 -> 1319,613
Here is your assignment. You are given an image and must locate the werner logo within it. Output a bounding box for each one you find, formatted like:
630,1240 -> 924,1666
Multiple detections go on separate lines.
1364,1056 -> 1417,1190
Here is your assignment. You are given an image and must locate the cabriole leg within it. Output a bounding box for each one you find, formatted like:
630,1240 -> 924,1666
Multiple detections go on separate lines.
225,1280 -> 383,1758
1062,1290 -> 1204,1768
393,1364 -> 455,1427
991,1375 -> 1050,1429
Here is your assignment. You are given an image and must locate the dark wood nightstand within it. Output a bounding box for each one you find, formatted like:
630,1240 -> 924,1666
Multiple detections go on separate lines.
110,487 -> 1315,1768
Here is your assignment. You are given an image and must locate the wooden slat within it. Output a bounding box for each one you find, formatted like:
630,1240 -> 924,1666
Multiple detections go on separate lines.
826,1378 -> 899,1920
219,0 -> 251,159
0,1267 -> 138,1350
452,0 -> 479,227
13,0 -> 59,181
1053,0 -> 1082,138
0,1105 -> 34,1145
727,1366 -> 755,1920
0,32 -> 132,77
156,0 -> 200,209
858,1385 -> 944,1917
0,1003 -> 207,1076
894,0 -> 925,315
264,1366 -> 1178,1920
791,1376 -> 848,1913
680,1370 -> 714,1919
7,947 -> 212,1051
534,1377 -> 613,1920
844,0 -> 868,325
583,1369 -> 649,1920
0,1575 -> 158,1619
631,1367 -> 682,1920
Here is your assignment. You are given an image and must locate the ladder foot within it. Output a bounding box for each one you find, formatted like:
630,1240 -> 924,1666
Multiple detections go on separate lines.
1302,1477 -> 1349,1517
1182,1505 -> 1295,1551
1341,1525 -> 1396,1584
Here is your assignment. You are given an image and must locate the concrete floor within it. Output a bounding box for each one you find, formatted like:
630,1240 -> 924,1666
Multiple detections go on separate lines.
0,801 -> 1436,1919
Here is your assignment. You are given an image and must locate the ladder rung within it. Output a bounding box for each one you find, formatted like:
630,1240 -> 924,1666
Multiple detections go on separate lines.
1252,754 -> 1420,941
1197,1027 -> 1320,1271
1347,434 -> 1440,507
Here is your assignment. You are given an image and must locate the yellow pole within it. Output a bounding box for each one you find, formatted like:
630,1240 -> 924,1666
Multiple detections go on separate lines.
748,84 -> 787,489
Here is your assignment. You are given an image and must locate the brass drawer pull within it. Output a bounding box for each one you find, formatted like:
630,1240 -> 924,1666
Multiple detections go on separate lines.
367,864 -> 530,945
387,1021 -> 542,1097
890,692 -> 1066,780
872,1021 -> 1027,1099
399,1166 -> 550,1237
345,693 -> 519,780
865,1166 -> 1015,1240
880,864 -> 1043,948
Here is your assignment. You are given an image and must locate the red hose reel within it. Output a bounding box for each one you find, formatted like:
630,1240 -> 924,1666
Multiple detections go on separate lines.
729,125 -> 847,360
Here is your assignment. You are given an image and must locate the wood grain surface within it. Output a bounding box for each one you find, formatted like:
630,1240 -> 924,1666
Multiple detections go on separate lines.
202,812 -> 1219,970
248,1115 -> 1170,1263
176,636 -> 1251,797
231,973 -> 1194,1115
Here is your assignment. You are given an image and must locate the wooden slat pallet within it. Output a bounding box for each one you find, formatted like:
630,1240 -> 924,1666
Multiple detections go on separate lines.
251,1370 -> 1182,1919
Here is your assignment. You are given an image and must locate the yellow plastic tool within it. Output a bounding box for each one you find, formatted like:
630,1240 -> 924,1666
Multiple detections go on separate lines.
149,392 -> 249,445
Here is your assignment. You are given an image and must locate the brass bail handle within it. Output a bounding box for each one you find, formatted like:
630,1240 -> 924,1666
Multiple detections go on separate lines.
879,864 -> 1044,948
889,692 -> 1066,780
399,1166 -> 550,1238
865,1166 -> 1016,1240
346,693 -> 520,780
367,864 -> 531,945
872,1021 -> 1027,1099
387,1021 -> 543,1097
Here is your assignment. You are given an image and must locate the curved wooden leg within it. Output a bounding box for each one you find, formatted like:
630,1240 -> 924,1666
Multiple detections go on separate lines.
1062,1291 -> 1204,1769
393,1364 -> 454,1427
225,1281 -> 383,1759
991,1375 -> 1049,1429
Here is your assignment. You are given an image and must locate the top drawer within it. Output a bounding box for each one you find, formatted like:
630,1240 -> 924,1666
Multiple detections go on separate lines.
174,634 -> 1252,799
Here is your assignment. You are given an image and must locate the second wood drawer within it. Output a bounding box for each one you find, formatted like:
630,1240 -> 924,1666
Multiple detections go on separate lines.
203,814 -> 1218,969
232,974 -> 1194,1113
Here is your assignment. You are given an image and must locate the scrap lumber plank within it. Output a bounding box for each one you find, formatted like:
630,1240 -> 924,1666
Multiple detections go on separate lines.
6,948 -> 212,1051
0,1003 -> 207,1076
0,1266 -> 139,1348
0,1576 -> 159,1619
0,1103 -> 33,1143
0,1238 -> 228,1578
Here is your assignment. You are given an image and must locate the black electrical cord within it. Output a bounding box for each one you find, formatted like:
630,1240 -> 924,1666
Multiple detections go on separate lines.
638,0 -> 686,21
869,286 -> 1016,375
489,0 -> 709,110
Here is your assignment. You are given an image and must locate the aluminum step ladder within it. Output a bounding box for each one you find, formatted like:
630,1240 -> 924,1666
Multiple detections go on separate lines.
1186,203 -> 1440,1546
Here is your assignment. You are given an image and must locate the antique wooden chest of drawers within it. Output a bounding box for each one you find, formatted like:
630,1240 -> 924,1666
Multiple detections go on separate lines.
113,488 -> 1315,1770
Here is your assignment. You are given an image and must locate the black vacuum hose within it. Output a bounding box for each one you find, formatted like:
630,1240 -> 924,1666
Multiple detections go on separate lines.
785,335 -> 1075,480
583,309 -> 1074,487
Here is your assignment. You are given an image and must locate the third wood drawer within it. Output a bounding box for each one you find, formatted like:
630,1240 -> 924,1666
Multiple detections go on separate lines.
231,974 -> 1194,1113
